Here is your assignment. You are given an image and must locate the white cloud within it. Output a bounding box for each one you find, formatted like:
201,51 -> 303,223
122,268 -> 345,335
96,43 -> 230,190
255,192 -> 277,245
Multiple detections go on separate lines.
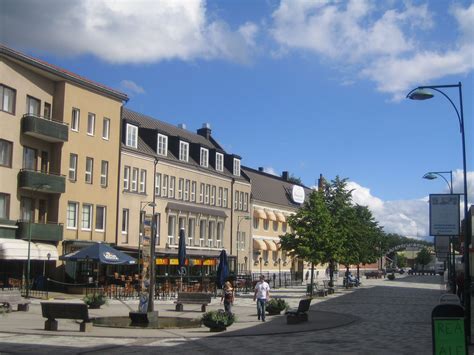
270,1 -> 473,98
1,0 -> 258,64
263,167 -> 279,176
119,80 -> 145,96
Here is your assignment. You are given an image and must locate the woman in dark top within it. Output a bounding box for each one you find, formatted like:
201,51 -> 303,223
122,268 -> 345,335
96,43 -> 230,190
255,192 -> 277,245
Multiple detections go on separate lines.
221,281 -> 234,313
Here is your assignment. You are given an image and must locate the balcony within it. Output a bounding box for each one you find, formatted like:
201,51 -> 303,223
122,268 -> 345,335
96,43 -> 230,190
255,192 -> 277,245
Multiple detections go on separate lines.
21,114 -> 68,142
16,221 -> 63,242
18,170 -> 66,194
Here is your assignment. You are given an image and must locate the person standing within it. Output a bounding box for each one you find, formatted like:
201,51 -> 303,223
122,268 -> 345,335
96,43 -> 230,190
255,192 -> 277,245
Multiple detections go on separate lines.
221,281 -> 234,314
253,275 -> 270,322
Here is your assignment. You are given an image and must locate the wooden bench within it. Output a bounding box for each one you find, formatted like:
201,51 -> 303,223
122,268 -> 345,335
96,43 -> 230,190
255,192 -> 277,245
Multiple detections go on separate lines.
0,289 -> 30,312
174,292 -> 212,312
365,271 -> 383,279
286,298 -> 312,324
41,302 -> 92,332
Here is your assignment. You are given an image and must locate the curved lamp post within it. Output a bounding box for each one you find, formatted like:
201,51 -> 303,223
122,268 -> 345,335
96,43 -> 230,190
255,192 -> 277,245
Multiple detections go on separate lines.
407,82 -> 470,340
236,216 -> 250,274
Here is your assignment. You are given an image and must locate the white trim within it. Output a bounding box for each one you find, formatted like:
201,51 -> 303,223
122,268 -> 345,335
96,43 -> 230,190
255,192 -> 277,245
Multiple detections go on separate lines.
0,224 -> 18,229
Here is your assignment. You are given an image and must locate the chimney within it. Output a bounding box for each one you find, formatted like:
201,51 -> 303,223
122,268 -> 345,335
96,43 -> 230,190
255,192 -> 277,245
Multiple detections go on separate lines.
282,171 -> 289,181
258,167 -> 264,172
197,123 -> 211,140
178,123 -> 186,130
318,174 -> 325,191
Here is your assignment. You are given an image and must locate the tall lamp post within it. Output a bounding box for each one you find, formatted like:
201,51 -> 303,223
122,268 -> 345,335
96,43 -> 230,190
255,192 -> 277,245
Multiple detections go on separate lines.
236,216 -> 250,275
407,82 -> 470,340
423,171 -> 456,293
147,159 -> 158,313
139,201 -> 156,278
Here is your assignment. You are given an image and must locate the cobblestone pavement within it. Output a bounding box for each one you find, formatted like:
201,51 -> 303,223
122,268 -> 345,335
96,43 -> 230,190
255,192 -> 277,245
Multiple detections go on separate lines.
0,275 -> 459,354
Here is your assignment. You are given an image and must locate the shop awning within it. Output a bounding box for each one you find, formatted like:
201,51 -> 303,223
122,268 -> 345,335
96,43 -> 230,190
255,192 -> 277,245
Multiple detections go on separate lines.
0,238 -> 59,260
264,240 -> 278,251
167,202 -> 227,218
265,210 -> 277,221
253,239 -> 267,251
274,211 -> 286,223
253,208 -> 266,219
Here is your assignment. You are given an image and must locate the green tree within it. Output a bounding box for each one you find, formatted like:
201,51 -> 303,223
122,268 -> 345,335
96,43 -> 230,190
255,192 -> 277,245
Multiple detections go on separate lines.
396,253 -> 408,268
415,248 -> 432,270
287,174 -> 303,185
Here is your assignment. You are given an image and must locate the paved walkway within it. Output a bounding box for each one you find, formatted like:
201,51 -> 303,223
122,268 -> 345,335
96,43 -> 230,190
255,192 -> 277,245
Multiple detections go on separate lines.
0,275 -> 454,354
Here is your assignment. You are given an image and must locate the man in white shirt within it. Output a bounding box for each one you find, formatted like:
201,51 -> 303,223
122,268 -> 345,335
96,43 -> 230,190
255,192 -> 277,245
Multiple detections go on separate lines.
253,274 -> 271,322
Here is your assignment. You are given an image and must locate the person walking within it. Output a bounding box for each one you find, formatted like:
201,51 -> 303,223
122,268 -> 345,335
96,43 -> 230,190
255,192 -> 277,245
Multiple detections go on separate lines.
253,275 -> 270,322
221,281 -> 234,313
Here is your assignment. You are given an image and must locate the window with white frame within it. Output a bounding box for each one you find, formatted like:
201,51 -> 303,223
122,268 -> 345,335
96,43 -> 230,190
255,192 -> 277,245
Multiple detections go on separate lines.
122,209 -> 129,243
208,221 -> 215,247
20,197 -> 33,221
205,184 -> 210,204
240,231 -> 246,250
215,153 -> 224,172
216,222 -> 224,248
139,169 -> 146,193
199,183 -> 204,203
168,215 -> 176,245
233,158 -> 241,176
95,206 -> 106,231
177,178 -> 184,199
23,146 -> 36,170
191,181 -> 196,202
0,84 -> 16,114
199,220 -> 206,246
67,202 -> 78,229
44,103 -> 51,119
169,176 -> 175,198
217,187 -> 223,207
0,139 -> 12,168
81,204 -> 92,230
200,147 -> 208,167
162,175 -> 168,197
244,193 -> 249,211
179,141 -> 189,162
178,216 -> 186,235
157,134 -> 168,156
131,168 -> 138,192
102,118 -> 110,140
184,180 -> 190,201
126,124 -> 138,148
71,108 -> 80,131
155,173 -> 161,196
123,166 -> 130,190
100,160 -> 108,187
211,186 -> 216,205
87,113 -> 95,135
69,153 -> 78,181
85,157 -> 93,184
223,188 -> 228,208
239,192 -> 243,210
27,96 -> 40,116
234,191 -> 239,210
0,193 -> 10,219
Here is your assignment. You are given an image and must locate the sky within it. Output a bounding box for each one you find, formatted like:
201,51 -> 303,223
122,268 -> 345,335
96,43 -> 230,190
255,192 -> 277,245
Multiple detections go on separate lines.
1,0 -> 473,240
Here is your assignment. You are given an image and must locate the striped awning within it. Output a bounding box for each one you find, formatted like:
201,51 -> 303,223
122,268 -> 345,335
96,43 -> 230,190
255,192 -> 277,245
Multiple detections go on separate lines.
265,210 -> 277,221
253,208 -> 266,219
264,240 -> 278,251
274,211 -> 286,223
253,239 -> 267,251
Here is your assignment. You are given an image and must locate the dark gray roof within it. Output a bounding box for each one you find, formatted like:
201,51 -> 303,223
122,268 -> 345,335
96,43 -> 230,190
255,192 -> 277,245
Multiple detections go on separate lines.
242,166 -> 312,209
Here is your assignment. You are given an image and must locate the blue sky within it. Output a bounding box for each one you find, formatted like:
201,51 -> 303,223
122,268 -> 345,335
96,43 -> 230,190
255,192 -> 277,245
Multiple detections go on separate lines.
2,0 -> 473,239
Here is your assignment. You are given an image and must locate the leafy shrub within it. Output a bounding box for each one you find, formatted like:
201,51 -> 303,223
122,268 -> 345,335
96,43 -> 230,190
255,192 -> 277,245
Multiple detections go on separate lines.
387,273 -> 395,280
266,298 -> 289,314
201,310 -> 235,329
83,292 -> 107,308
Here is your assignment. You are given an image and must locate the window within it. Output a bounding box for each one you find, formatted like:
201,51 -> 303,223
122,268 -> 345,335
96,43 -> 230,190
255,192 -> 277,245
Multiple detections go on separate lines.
217,222 -> 224,248
205,184 -> 210,204
162,175 -> 168,197
199,183 -> 204,203
0,85 -> 16,114
131,168 -> 138,192
126,124 -> 138,148
273,251 -> 278,262
264,219 -> 269,230
233,158 -> 241,176
44,103 -> 51,119
178,217 -> 186,235
122,209 -> 129,243
23,147 -> 36,170
27,96 -> 40,116
0,139 -> 13,168
179,141 -> 189,162
69,153 -> 78,181
157,134 -> 168,156
199,220 -> 206,246
96,206 -> 106,231
217,187 -> 223,207
82,204 -> 92,230
102,118 -> 110,140
139,169 -> 146,193
191,181 -> 196,202
123,166 -> 130,190
41,151 -> 48,173
215,153 -> 224,172
21,197 -> 34,221
67,202 -> 78,229
87,113 -> 95,135
100,161 -> 108,187
211,186 -> 216,205
154,213 -> 161,245
177,178 -> 184,199
184,180 -> 190,201
169,176 -> 175,198
85,157 -> 93,184
240,231 -> 246,250
244,193 -> 249,211
282,222 -> 287,233
234,191 -> 239,210
273,221 -> 279,232
188,218 -> 195,245
208,221 -> 215,247
200,148 -> 209,167
0,193 -> 10,219
253,217 -> 259,229
71,108 -> 80,131
155,173 -> 161,196
223,188 -> 228,208
168,215 -> 176,245
263,250 -> 269,263
239,192 -> 243,210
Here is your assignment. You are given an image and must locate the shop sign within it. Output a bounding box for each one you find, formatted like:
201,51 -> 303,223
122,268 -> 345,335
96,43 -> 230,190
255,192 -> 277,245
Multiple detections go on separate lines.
203,259 -> 216,266
429,194 -> 460,236
169,258 -> 179,265
191,259 -> 202,266
156,258 -> 169,265
291,185 -> 305,204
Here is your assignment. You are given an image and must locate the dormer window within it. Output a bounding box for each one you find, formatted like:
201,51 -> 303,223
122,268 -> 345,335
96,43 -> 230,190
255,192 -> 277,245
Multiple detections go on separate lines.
216,152 -> 224,172
125,124 -> 138,148
157,133 -> 168,156
179,141 -> 189,162
233,158 -> 241,176
200,147 -> 209,168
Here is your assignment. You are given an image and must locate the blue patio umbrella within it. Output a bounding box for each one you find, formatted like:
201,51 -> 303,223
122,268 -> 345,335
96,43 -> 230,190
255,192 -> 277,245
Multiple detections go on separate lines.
178,228 -> 186,271
216,249 -> 229,289
60,242 -> 136,265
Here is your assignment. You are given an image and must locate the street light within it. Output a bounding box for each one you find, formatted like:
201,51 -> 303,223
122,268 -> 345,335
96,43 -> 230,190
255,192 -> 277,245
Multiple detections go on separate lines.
422,170 -> 456,293
236,216 -> 250,275
139,201 -> 156,278
407,82 -> 470,340
147,158 -> 158,313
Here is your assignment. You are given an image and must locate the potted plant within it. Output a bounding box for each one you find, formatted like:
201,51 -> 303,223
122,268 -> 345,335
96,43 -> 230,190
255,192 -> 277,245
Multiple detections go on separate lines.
266,298 -> 289,315
83,292 -> 107,309
387,273 -> 396,280
201,310 -> 235,332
